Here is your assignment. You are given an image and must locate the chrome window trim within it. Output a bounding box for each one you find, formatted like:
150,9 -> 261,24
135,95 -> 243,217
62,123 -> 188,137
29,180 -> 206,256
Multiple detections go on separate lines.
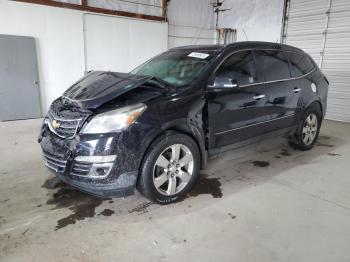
239,67 -> 316,88
210,48 -> 316,89
215,113 -> 295,135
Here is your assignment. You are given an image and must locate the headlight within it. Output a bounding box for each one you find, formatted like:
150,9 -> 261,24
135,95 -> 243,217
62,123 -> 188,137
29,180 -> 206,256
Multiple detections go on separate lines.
81,103 -> 146,134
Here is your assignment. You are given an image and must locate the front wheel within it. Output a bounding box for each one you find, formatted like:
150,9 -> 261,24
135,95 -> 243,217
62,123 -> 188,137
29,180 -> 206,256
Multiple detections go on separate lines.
289,106 -> 322,150
138,133 -> 200,204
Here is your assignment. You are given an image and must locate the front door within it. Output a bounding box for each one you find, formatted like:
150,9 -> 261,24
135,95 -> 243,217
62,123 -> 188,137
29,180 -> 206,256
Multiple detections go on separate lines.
207,50 -> 270,148
0,35 -> 41,121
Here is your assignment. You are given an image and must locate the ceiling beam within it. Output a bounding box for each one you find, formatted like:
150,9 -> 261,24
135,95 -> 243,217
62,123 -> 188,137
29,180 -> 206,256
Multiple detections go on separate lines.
13,0 -> 165,22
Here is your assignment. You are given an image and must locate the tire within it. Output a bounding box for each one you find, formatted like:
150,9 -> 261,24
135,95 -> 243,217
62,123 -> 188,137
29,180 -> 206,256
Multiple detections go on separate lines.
288,105 -> 322,150
137,133 -> 200,204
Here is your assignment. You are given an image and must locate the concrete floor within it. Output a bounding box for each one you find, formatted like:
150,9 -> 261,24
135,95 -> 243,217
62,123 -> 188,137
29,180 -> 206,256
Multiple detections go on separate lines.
0,119 -> 350,262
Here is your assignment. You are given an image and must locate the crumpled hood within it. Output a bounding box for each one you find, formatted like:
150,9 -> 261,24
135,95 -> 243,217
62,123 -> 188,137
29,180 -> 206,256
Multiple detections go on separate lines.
63,71 -> 154,109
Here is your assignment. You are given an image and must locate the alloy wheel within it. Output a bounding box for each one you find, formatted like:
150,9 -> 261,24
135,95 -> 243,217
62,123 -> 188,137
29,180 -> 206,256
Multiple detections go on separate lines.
302,113 -> 318,145
152,144 -> 194,196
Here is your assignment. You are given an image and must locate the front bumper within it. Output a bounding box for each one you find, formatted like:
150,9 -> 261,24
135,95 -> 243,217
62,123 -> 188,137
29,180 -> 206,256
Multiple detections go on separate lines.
39,121 -> 159,197
54,171 -> 138,197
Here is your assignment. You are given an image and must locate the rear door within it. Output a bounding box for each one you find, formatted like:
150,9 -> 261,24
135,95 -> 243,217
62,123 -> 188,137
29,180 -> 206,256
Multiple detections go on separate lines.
254,49 -> 298,132
207,50 -> 270,148
284,51 -> 318,121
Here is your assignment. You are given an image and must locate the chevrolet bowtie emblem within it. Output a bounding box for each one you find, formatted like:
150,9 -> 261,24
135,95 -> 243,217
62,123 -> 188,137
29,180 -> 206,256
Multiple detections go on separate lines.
51,119 -> 60,129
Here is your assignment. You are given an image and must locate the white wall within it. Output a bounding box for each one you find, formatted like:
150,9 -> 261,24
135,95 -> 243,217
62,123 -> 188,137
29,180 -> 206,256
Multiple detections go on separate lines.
218,0 -> 285,43
84,14 -> 167,72
0,0 -> 84,114
167,0 -> 216,48
0,0 -> 167,114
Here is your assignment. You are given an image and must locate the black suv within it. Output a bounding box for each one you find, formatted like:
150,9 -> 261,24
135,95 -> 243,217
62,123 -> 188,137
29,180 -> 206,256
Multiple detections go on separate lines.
39,41 -> 329,204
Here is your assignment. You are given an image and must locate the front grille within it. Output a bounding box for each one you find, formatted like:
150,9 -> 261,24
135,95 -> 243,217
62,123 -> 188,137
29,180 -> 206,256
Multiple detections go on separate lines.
43,152 -> 67,173
46,98 -> 91,139
47,110 -> 81,138
71,161 -> 92,177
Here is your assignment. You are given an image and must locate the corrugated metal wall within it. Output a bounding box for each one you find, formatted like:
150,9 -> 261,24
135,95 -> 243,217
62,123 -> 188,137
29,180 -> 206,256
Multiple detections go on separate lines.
283,0 -> 350,122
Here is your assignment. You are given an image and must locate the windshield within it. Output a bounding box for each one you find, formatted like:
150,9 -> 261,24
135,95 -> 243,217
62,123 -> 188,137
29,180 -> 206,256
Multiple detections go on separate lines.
131,50 -> 216,87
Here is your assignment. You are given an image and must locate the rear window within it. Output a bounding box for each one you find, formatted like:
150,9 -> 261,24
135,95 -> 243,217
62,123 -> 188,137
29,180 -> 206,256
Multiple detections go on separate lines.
285,52 -> 315,77
255,50 -> 291,82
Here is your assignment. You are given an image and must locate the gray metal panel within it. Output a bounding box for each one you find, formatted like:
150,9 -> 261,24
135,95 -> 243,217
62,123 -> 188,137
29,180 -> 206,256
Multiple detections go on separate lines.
0,35 -> 41,121
285,0 -> 350,122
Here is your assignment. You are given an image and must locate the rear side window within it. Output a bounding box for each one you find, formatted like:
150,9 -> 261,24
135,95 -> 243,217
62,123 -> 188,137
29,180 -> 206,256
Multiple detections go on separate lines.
285,52 -> 315,77
215,51 -> 258,86
255,50 -> 291,82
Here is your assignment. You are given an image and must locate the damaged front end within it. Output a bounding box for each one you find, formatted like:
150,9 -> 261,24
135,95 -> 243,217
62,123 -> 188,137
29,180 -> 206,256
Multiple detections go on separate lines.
38,71 -> 166,197
38,98 -> 138,197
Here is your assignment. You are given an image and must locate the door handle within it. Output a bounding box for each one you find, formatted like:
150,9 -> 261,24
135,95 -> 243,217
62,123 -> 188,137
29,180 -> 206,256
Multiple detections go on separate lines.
253,94 -> 265,100
293,87 -> 301,93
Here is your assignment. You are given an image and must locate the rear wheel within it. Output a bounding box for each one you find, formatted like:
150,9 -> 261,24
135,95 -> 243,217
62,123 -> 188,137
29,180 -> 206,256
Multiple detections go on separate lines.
138,133 -> 200,204
289,106 -> 322,150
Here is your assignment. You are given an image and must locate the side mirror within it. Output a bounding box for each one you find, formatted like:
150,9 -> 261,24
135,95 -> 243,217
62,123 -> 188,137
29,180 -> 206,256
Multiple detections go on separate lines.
208,76 -> 239,90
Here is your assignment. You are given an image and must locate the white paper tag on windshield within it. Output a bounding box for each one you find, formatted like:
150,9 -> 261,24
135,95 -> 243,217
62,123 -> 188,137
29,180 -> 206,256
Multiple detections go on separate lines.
188,52 -> 210,59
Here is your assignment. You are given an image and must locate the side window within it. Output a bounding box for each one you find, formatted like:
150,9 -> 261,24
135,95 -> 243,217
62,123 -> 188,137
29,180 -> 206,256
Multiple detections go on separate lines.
255,50 -> 291,82
285,52 -> 315,77
215,51 -> 258,86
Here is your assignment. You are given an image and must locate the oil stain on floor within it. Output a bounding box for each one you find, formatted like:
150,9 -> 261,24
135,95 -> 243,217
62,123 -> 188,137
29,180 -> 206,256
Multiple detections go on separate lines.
41,177 -> 65,189
42,177 -> 111,230
328,153 -> 341,156
317,142 -> 335,147
280,148 -> 292,156
99,209 -> 115,216
317,136 -> 335,147
252,161 -> 270,167
188,176 -> 223,198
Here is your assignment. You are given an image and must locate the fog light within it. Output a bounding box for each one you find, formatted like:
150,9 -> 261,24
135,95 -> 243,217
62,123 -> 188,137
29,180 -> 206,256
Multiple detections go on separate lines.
88,163 -> 113,178
96,167 -> 107,176
74,155 -> 116,178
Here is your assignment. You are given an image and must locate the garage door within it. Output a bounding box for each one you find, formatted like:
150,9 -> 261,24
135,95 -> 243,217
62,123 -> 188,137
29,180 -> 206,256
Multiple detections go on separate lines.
282,0 -> 350,122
